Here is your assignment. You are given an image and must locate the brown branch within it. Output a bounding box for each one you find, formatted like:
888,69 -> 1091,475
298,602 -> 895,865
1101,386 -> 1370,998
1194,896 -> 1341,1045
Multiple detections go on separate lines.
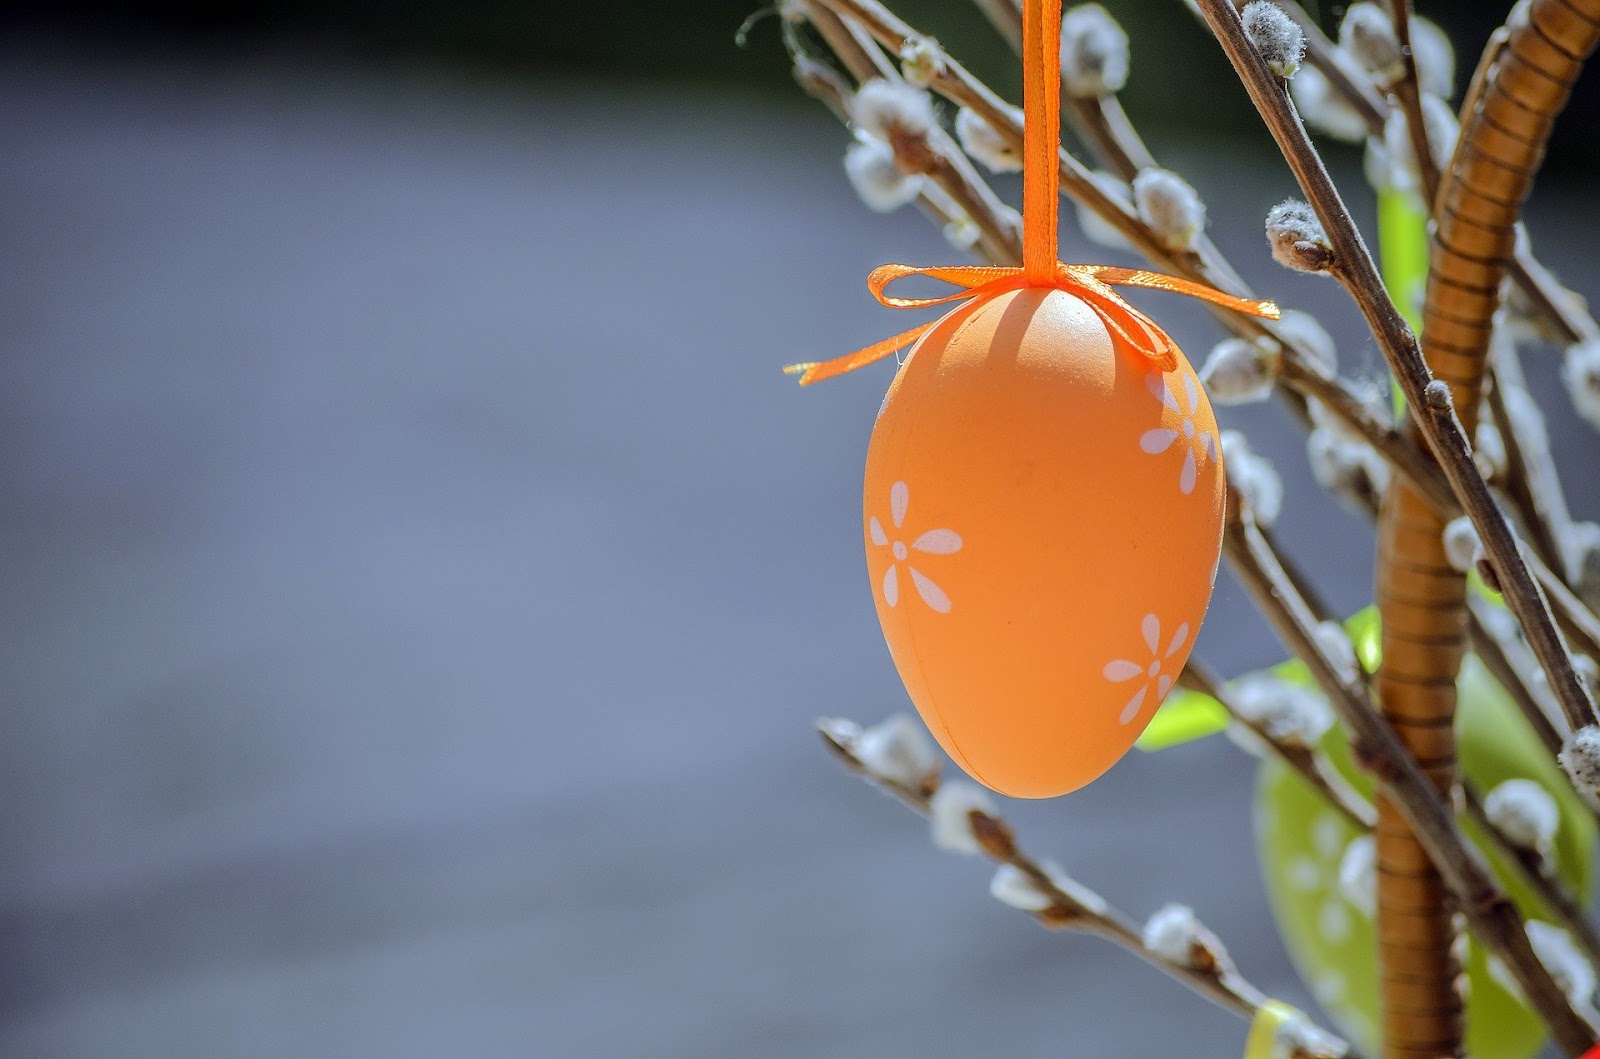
799,0 -> 1024,265
1383,0 -> 1440,212
1462,781 -> 1600,975
816,722 -> 1353,1057
1263,0 -> 1597,349
1194,0 -> 1599,747
1180,661 -> 1375,830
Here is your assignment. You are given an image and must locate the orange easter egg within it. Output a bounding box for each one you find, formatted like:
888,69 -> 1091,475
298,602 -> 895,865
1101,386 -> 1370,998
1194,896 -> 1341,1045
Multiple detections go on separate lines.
863,287 -> 1225,798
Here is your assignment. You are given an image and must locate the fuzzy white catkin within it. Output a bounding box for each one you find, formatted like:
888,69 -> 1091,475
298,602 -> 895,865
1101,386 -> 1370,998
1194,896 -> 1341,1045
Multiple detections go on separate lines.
1241,1 -> 1306,78
1339,2 -> 1403,83
1220,431 -> 1284,527
1560,726 -> 1600,807
1132,168 -> 1206,250
1228,673 -> 1333,746
1076,170 -> 1134,250
1484,778 -> 1559,853
1563,339 -> 1600,432
1142,905 -> 1233,973
989,863 -> 1053,911
1411,16 -> 1456,99
989,860 -> 1107,914
1291,65 -> 1368,143
1484,922 -> 1592,1004
1265,199 -> 1332,272
1511,922 -> 1598,1005
853,712 -> 938,787
898,37 -> 944,88
928,781 -> 997,855
1202,339 -> 1278,405
954,106 -> 1022,174
844,137 -> 923,213
1339,835 -> 1377,917
1442,515 -> 1483,573
1142,903 -> 1202,963
1307,428 -> 1389,507
1274,309 -> 1338,377
850,79 -> 936,143
816,717 -> 862,746
1060,4 -> 1129,97
1380,95 -> 1459,196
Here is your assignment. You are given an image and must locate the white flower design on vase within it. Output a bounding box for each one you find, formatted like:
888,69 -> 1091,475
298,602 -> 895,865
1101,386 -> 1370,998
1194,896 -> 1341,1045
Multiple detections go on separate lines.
869,481 -> 961,613
1102,613 -> 1190,724
1284,812 -> 1360,946
1139,373 -> 1218,495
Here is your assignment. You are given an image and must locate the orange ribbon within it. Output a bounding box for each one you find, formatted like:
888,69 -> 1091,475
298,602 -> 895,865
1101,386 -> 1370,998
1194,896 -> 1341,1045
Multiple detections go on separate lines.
786,0 -> 1278,387
784,262 -> 1279,385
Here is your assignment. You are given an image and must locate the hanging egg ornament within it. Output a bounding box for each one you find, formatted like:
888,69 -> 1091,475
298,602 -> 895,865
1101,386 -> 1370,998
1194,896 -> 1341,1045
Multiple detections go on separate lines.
788,0 -> 1277,798
864,287 -> 1224,797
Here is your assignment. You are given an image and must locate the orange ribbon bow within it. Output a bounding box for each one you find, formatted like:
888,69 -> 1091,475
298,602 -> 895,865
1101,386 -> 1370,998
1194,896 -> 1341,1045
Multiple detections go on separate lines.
786,0 -> 1278,387
784,262 -> 1279,385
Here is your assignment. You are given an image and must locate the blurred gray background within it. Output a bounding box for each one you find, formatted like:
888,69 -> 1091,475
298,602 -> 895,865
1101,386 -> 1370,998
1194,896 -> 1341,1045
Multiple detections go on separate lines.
1,5 -> 1599,1057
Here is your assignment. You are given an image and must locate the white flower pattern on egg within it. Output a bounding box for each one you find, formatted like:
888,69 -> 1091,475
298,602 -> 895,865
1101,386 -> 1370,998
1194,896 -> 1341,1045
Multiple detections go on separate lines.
1139,372 -> 1218,495
869,481 -> 961,613
1102,613 -> 1189,724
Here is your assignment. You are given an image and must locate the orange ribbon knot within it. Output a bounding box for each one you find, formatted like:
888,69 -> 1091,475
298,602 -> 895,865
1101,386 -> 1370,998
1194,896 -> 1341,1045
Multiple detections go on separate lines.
784,262 -> 1279,386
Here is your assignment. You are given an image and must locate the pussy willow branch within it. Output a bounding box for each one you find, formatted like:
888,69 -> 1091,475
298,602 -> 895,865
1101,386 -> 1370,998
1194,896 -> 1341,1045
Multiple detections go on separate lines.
1179,661 -> 1375,829
807,0 -> 1442,502
1194,0 -> 1599,740
1489,371 -> 1568,575
1382,0 -> 1439,211
1273,1 -> 1590,612
1461,781 -> 1600,973
791,53 -> 987,244
1263,0 -> 1599,347
1220,496 -> 1600,1054
799,0 -> 1023,265
816,723 -> 1353,1058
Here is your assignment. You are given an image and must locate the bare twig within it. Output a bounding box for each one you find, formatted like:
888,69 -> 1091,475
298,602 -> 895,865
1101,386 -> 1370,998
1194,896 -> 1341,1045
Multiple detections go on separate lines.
800,0 -> 1024,265
1382,0 -> 1440,211
817,722 -> 1353,1057
1462,782 -> 1600,975
1194,0 -> 1598,740
1180,661 -> 1375,830
1262,0 -> 1598,348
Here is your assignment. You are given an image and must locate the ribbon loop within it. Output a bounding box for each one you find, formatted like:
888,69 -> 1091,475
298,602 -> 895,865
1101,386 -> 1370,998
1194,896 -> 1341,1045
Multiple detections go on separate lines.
784,262 -> 1280,386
